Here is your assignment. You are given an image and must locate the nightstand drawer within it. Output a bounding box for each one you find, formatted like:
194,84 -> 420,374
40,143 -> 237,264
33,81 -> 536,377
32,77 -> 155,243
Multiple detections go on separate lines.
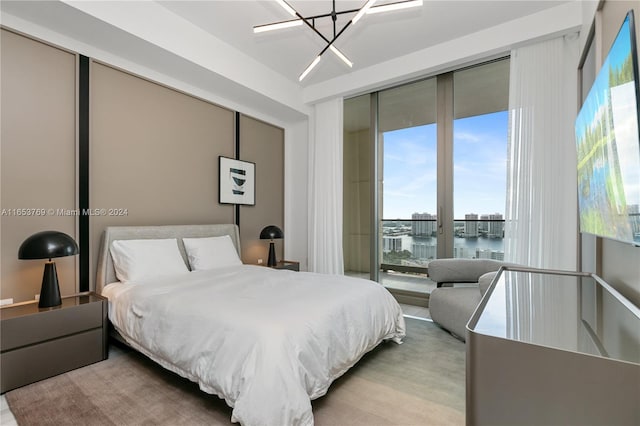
1,328 -> 103,393
1,301 -> 103,351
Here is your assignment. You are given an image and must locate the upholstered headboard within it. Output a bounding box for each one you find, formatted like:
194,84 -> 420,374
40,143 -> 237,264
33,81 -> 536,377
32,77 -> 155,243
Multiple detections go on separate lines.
95,224 -> 241,294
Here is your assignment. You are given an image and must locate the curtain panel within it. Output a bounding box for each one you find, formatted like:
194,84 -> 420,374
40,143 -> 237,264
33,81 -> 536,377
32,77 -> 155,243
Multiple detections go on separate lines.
505,34 -> 580,270
308,97 -> 344,274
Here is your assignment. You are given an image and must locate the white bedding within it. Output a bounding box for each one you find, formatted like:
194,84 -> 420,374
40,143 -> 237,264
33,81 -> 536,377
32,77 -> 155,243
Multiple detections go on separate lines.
102,265 -> 405,426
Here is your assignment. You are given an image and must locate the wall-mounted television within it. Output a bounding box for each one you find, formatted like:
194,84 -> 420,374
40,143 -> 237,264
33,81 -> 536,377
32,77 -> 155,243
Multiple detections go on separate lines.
575,10 -> 640,246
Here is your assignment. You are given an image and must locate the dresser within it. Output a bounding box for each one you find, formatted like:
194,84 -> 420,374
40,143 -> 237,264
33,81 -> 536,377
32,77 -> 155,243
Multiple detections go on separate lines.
466,267 -> 640,425
0,292 -> 108,393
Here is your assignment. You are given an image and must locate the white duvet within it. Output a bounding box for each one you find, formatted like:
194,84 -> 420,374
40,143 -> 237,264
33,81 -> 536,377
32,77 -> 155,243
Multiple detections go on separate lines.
102,265 -> 405,426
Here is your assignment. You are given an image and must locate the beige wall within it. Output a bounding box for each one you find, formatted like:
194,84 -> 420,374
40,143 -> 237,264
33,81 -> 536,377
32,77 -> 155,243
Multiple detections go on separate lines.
599,2 -> 640,307
1,34 -> 285,297
343,127 -> 371,273
238,115 -> 285,265
89,62 -> 237,288
580,1 -> 640,306
1,30 -> 78,303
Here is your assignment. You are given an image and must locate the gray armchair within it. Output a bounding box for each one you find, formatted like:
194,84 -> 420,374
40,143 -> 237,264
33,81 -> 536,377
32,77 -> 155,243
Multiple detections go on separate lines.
428,259 -> 507,341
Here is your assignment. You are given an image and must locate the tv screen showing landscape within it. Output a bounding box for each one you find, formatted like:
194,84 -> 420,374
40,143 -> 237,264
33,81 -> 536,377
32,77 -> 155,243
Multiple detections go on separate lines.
575,11 -> 640,245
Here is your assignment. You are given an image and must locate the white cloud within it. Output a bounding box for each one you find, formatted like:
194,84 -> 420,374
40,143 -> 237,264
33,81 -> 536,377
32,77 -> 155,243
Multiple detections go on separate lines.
454,131 -> 482,143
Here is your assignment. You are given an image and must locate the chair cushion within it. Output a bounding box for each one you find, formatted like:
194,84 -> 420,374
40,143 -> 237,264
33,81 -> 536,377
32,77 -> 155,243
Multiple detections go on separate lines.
429,287 -> 482,341
428,258 -> 505,284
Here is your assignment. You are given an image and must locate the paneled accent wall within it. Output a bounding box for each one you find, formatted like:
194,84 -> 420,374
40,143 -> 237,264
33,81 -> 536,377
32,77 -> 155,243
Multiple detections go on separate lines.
0,29 -> 78,302
1,31 -> 285,300
89,62 -> 236,288
238,115 -> 284,265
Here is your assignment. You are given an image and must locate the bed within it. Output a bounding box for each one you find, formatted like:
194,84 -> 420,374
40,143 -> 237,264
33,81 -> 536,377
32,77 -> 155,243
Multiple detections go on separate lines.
96,224 -> 405,426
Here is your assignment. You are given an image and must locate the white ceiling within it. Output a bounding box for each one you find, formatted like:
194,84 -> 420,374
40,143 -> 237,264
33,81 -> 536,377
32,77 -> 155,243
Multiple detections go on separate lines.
156,1 -> 570,86
0,0 -> 579,122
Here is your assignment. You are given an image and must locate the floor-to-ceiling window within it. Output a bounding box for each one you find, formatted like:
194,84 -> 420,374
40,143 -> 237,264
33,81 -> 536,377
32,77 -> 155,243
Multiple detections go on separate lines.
452,60 -> 509,261
378,78 -> 438,298
344,58 -> 510,303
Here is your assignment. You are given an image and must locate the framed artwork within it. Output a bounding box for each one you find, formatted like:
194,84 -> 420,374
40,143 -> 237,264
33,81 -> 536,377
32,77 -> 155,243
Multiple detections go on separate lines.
218,156 -> 256,205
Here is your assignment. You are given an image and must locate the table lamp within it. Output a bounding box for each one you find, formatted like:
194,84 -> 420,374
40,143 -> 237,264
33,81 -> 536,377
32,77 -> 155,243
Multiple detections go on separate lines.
18,230 -> 79,308
259,225 -> 283,267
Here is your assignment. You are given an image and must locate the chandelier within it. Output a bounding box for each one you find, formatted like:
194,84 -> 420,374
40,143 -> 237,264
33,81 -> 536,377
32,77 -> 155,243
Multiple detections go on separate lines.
254,0 -> 424,81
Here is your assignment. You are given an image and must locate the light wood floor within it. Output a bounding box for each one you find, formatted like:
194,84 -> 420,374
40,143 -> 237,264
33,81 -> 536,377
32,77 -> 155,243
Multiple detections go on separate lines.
0,302 -> 436,425
400,303 -> 431,320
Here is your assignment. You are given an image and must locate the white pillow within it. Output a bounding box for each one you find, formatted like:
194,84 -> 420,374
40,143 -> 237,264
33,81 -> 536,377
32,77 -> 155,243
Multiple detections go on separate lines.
182,235 -> 242,271
110,238 -> 189,283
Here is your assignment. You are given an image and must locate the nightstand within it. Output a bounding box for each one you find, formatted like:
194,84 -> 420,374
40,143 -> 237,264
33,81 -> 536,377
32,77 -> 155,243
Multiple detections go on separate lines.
271,260 -> 300,271
0,292 -> 108,393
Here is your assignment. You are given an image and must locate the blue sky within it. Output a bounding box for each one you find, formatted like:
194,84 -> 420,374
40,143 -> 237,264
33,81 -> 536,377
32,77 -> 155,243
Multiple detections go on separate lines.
575,14 -> 632,143
383,111 -> 508,219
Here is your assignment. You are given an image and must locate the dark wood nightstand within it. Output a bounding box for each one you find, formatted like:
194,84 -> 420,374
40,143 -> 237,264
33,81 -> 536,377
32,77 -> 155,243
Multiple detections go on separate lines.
0,292 -> 108,393
271,260 -> 300,271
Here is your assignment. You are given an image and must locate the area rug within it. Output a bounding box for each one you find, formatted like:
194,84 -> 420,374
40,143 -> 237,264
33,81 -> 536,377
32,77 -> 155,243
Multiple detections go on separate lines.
5,318 -> 465,426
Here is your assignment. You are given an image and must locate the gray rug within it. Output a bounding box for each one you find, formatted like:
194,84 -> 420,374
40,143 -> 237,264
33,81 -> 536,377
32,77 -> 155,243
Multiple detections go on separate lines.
6,318 -> 465,425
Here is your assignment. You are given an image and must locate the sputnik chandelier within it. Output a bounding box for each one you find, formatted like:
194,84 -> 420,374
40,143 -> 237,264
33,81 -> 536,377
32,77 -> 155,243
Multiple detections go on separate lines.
254,0 -> 424,81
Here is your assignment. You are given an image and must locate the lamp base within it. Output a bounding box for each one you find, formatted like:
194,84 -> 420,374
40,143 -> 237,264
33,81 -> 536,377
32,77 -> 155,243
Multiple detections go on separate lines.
39,262 -> 62,308
267,242 -> 277,267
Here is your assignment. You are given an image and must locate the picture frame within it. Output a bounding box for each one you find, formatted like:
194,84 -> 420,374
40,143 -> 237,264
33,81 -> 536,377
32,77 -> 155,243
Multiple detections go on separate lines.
218,156 -> 256,205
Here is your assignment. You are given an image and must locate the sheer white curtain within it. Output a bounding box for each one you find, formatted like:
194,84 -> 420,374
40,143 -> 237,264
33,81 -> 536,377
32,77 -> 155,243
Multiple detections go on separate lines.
505,34 -> 580,271
308,97 -> 344,274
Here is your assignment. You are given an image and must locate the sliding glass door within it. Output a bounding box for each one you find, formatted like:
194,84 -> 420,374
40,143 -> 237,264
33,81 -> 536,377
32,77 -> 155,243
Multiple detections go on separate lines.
452,60 -> 509,261
344,58 -> 510,300
378,78 -> 437,295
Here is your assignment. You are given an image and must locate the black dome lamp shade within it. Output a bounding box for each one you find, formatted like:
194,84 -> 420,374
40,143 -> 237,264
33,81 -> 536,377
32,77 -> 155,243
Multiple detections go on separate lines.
259,225 -> 283,267
18,231 -> 79,308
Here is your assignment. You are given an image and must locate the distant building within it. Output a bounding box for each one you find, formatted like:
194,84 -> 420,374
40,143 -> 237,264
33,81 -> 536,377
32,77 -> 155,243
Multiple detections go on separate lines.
412,242 -> 436,260
479,214 -> 490,233
488,213 -> 504,238
454,246 -> 473,259
383,236 -> 402,253
476,248 -> 505,261
465,213 -> 479,237
412,212 -> 437,236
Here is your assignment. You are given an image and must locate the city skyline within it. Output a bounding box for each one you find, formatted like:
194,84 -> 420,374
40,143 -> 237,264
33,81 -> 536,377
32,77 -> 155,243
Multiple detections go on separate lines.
408,211 -> 504,217
383,111 -> 508,219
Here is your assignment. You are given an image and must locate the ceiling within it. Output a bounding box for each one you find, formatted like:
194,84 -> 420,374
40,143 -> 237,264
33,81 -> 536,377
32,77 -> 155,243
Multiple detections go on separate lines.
0,0 -> 577,121
156,1 -> 570,86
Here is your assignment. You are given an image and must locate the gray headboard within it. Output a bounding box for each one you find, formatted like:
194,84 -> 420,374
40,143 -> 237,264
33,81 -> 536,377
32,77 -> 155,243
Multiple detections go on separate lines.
95,224 -> 241,294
